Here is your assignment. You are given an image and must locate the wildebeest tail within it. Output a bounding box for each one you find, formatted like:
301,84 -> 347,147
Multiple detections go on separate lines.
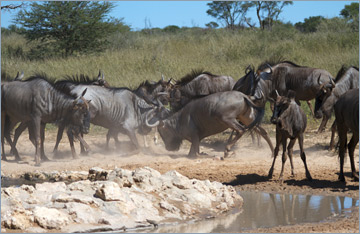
243,96 -> 265,130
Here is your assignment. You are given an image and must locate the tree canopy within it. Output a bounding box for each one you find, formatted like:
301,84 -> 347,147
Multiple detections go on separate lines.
206,1 -> 293,30
14,1 -> 125,57
206,1 -> 250,30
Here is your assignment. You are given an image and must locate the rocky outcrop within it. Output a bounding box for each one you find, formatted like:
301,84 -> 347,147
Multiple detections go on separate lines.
1,167 -> 242,233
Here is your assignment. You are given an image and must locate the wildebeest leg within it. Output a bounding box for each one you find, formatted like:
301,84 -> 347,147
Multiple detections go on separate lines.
106,129 -> 119,150
224,131 -> 244,158
40,123 -> 50,162
153,128 -> 159,145
268,129 -> 282,178
143,135 -> 149,148
125,129 -> 140,151
106,130 -> 112,150
53,124 -> 65,155
223,119 -> 247,158
337,125 -> 348,182
306,100 -> 315,118
79,133 -> 90,155
255,126 -> 274,157
67,129 -> 78,159
316,116 -> 328,133
33,118 -> 42,167
188,136 -> 200,158
287,138 -> 296,178
347,133 -> 359,181
3,117 -> 22,161
1,111 -> 5,160
11,122 -> 30,154
298,134 -> 312,180
278,136 -> 288,182
329,121 -> 337,151
76,133 -> 91,154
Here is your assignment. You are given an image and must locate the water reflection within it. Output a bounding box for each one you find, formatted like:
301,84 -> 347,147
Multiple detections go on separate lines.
135,191 -> 358,233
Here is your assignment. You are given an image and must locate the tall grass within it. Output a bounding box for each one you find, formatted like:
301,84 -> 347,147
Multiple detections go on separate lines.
2,27 -> 358,126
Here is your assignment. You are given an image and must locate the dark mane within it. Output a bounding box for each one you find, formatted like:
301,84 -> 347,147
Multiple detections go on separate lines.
176,69 -> 216,86
334,65 -> 348,82
24,72 -> 56,85
62,74 -> 99,85
107,86 -> 132,93
257,58 -> 303,71
351,66 -> 359,71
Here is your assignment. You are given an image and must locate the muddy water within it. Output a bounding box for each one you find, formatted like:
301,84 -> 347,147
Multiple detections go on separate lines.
132,191 -> 359,233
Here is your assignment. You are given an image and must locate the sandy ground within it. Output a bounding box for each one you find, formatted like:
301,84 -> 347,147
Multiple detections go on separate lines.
1,124 -> 359,233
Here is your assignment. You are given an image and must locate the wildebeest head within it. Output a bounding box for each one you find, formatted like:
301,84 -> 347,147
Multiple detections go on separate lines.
314,76 -> 335,119
145,106 -> 183,151
271,90 -> 296,125
69,89 -> 91,134
92,70 -> 110,88
134,75 -> 173,106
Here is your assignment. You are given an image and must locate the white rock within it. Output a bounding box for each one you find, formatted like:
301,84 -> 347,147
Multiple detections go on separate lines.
35,182 -> 67,192
33,207 -> 69,229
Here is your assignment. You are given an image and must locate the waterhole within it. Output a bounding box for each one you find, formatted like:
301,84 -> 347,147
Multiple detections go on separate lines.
130,191 -> 358,233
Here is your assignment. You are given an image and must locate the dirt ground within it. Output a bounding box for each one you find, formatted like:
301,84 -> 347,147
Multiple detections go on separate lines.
1,124 -> 359,233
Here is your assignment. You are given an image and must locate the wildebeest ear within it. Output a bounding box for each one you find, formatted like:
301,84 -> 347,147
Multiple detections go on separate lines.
97,70 -> 105,81
14,71 -> 24,81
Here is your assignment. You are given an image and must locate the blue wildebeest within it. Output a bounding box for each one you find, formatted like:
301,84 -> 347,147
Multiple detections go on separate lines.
1,74 -> 91,166
54,79 -> 162,154
231,65 -> 274,156
53,75 -> 170,153
104,76 -> 173,148
269,90 -> 312,182
334,88 -> 359,182
168,68 -> 273,155
7,71 -> 108,158
169,69 -> 236,112
52,71 -> 110,155
1,71 -> 28,158
146,91 -> 265,158
256,60 -> 334,132
314,65 -> 359,149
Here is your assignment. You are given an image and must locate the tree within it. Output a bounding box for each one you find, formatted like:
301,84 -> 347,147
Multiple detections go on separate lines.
15,1 -> 120,57
206,1 -> 250,30
295,16 -> 324,33
340,2 -> 359,21
1,2 -> 25,11
205,21 -> 219,29
340,2 -> 359,32
246,1 -> 293,30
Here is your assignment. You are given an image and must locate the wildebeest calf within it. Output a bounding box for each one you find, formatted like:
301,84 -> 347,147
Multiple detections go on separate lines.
269,90 -> 312,181
334,88 -> 359,182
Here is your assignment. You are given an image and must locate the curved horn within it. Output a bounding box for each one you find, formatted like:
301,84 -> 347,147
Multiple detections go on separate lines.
317,74 -> 322,85
329,76 -> 335,87
275,89 -> 280,97
145,109 -> 160,128
245,65 -> 252,74
156,92 -> 169,96
266,64 -> 273,74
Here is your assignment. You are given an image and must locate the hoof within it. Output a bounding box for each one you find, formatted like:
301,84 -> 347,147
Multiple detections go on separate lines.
213,156 -> 223,161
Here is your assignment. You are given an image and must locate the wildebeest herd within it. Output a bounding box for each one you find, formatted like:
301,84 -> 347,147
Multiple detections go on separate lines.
1,60 -> 359,183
